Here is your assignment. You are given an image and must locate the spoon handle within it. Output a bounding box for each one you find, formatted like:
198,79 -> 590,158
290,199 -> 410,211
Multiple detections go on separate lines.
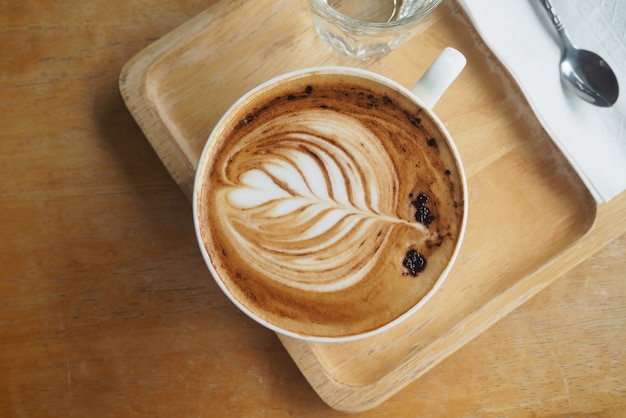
539,0 -> 563,30
538,0 -> 574,49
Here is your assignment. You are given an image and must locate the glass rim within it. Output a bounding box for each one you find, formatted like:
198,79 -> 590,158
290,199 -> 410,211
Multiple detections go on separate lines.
308,0 -> 443,33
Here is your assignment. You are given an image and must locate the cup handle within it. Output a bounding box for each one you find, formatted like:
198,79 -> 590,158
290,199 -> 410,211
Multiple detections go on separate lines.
411,47 -> 466,109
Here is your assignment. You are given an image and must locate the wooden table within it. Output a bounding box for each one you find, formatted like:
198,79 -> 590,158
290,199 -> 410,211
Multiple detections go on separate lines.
1,1 -> 624,416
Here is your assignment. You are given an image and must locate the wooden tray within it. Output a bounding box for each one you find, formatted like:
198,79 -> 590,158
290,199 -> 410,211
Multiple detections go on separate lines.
119,0 -> 599,412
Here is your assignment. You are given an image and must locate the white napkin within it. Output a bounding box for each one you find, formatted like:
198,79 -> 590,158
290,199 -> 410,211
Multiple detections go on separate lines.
457,0 -> 626,203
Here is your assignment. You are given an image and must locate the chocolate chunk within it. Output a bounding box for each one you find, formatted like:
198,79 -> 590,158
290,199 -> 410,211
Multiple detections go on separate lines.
403,249 -> 427,276
413,192 -> 429,206
416,205 -> 431,224
411,192 -> 433,226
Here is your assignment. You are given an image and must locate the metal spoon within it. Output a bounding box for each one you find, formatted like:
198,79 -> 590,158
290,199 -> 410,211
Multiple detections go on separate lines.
539,0 -> 619,107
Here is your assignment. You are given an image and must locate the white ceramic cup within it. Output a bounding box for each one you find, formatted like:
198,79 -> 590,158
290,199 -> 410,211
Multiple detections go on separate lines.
194,47 -> 467,342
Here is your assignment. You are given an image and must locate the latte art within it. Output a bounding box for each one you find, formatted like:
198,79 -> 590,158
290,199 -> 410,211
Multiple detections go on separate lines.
217,110 -> 431,292
196,72 -> 465,339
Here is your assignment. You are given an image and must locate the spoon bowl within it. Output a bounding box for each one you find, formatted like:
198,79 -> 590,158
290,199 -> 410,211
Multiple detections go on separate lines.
539,0 -> 619,107
560,43 -> 619,107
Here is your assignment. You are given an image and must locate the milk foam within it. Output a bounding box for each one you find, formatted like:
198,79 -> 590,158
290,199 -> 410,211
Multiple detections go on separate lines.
216,109 -> 430,292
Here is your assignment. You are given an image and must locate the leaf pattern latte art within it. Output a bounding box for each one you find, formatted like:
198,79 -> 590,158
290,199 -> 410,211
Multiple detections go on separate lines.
216,110 -> 429,292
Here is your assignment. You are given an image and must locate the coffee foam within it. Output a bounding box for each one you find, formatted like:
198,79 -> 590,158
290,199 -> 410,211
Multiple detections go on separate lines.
197,73 -> 464,339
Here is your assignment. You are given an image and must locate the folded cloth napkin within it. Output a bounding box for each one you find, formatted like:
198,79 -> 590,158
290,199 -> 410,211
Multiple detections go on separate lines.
458,0 -> 626,203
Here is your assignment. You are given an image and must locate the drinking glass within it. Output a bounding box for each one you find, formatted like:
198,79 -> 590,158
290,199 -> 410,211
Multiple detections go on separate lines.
308,0 -> 443,60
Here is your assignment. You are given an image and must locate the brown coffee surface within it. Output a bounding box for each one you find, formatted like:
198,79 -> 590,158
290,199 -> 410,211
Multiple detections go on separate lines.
197,72 -> 465,338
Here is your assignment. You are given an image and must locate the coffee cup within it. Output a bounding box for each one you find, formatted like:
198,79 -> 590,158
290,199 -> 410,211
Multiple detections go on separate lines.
194,48 -> 467,342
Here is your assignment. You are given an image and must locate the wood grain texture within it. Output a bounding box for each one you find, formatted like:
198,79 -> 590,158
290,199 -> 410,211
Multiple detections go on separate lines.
1,0 -> 624,416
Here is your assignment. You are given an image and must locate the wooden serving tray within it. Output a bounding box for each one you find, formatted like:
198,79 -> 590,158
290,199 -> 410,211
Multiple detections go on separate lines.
120,0 -> 600,412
